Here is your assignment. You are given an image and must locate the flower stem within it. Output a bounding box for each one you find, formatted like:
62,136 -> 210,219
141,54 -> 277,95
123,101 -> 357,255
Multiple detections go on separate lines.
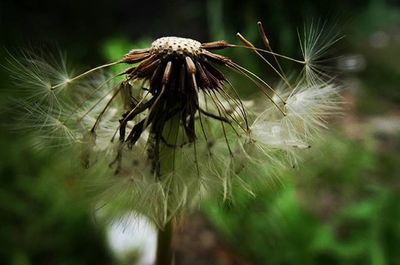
155,219 -> 174,265
155,115 -> 180,265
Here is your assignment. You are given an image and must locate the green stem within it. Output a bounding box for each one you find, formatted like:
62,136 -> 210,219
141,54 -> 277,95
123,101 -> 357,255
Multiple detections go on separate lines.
155,219 -> 174,265
155,115 -> 180,265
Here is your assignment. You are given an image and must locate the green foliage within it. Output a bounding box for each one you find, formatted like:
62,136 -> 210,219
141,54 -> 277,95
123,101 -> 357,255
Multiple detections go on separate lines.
203,134 -> 400,265
0,133 -> 114,265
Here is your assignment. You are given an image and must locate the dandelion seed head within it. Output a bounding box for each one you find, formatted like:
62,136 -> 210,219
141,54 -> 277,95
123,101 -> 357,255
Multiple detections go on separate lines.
8,21 -> 342,226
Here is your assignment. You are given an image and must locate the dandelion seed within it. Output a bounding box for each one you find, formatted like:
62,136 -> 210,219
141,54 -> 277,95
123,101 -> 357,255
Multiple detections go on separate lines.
298,20 -> 343,84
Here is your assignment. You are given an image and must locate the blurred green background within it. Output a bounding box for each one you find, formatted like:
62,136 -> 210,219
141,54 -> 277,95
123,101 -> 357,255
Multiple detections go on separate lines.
0,0 -> 399,264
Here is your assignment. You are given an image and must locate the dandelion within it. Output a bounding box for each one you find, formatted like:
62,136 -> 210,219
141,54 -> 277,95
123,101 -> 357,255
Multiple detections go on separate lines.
7,21 -> 341,265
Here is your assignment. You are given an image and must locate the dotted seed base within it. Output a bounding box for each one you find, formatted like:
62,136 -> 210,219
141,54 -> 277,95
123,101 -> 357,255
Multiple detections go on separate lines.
151,37 -> 202,57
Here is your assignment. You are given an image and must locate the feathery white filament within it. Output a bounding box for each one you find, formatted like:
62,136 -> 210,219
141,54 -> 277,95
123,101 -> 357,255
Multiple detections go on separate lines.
249,80 -> 340,167
298,21 -> 342,84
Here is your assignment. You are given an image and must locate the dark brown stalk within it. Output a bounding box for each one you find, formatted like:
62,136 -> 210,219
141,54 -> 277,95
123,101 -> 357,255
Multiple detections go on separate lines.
155,219 -> 174,265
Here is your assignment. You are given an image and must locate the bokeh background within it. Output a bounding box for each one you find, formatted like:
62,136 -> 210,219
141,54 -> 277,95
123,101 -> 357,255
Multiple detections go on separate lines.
0,0 -> 399,264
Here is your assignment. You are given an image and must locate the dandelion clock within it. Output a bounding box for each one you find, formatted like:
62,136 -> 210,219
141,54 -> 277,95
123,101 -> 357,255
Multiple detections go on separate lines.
7,22 -> 341,265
